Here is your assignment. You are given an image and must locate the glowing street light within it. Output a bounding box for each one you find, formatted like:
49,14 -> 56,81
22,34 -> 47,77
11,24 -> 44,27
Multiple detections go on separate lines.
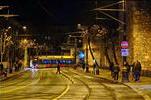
22,26 -> 27,30
8,26 -> 11,29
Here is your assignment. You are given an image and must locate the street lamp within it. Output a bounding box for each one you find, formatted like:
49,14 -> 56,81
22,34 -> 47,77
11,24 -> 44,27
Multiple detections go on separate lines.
22,26 -> 27,30
68,35 -> 78,64
8,26 -> 11,29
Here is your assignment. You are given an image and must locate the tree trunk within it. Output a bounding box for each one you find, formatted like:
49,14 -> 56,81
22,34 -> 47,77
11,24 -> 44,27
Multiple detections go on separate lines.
103,37 -> 111,66
104,47 -> 111,65
88,38 -> 99,67
111,40 -> 118,64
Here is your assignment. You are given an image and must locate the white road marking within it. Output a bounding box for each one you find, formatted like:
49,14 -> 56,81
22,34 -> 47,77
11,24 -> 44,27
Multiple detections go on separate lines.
52,84 -> 70,100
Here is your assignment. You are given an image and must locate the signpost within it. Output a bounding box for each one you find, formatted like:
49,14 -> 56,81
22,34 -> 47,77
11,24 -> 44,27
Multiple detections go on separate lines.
121,41 -> 128,48
121,41 -> 129,57
121,49 -> 129,56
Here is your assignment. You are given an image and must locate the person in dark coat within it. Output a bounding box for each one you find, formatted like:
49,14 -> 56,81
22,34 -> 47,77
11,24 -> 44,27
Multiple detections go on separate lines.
122,62 -> 130,82
82,63 -> 85,71
113,64 -> 120,81
18,60 -> 23,71
14,62 -> 18,72
109,62 -> 114,79
56,63 -> 61,74
0,63 -> 4,75
133,60 -> 142,81
123,61 -> 130,82
93,63 -> 97,75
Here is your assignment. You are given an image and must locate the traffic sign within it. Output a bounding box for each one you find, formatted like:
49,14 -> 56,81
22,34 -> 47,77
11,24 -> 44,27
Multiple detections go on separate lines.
121,49 -> 129,56
121,41 -> 128,48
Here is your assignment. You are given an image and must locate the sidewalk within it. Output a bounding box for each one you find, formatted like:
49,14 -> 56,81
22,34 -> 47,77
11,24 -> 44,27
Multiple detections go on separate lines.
99,69 -> 151,100
73,66 -> 151,100
0,70 -> 25,81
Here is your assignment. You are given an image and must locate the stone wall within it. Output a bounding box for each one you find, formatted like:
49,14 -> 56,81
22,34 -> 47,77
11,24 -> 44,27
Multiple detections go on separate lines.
130,7 -> 151,70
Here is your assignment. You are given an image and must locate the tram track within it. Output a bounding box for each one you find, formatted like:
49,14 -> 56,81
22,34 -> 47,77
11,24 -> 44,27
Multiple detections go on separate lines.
67,68 -> 145,100
64,69 -> 116,100
0,68 -> 145,100
62,71 -> 91,100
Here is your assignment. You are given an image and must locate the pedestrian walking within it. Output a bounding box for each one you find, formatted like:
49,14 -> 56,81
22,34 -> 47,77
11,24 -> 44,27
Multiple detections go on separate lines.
3,68 -> 7,77
109,62 -> 114,79
133,60 -> 142,82
85,63 -> 89,73
18,60 -> 23,71
93,63 -> 97,75
124,61 -> 130,81
122,62 -> 130,82
56,63 -> 61,74
0,63 -> 4,74
82,63 -> 85,71
130,62 -> 135,81
14,62 -> 18,72
113,64 -> 120,81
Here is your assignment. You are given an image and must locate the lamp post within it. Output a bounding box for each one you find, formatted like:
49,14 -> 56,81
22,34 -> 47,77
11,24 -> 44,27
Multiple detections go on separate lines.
68,35 -> 80,64
68,29 -> 90,72
0,34 -> 3,63
20,39 -> 29,67
24,39 -> 28,67
85,30 -> 89,72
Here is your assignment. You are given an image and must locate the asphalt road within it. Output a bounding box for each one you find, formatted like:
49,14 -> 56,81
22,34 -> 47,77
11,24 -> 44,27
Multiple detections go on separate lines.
0,68 -> 145,100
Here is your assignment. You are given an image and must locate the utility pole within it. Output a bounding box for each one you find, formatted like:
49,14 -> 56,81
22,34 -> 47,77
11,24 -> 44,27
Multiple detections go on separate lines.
0,34 -> 3,63
74,38 -> 77,64
93,0 -> 126,65
122,0 -> 127,64
85,31 -> 89,72
69,35 -> 83,64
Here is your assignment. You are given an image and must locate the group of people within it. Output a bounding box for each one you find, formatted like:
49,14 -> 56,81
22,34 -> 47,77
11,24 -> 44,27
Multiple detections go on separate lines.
109,60 -> 142,82
0,63 -> 7,77
13,60 -> 23,72
0,60 -> 23,78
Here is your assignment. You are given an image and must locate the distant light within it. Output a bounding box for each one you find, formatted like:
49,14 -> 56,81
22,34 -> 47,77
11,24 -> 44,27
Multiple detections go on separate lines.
23,26 -> 27,30
34,58 -> 38,61
77,24 -> 81,29
0,14 -> 19,17
8,26 -> 11,29
145,56 -> 149,59
24,39 -> 27,42
78,51 -> 85,59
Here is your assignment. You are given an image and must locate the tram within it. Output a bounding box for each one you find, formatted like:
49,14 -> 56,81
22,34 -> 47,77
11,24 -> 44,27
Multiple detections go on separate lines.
31,55 -> 75,68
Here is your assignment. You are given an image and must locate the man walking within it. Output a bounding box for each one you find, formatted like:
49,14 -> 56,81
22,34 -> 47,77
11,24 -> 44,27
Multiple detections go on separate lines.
113,64 -> 120,81
133,60 -> 142,81
56,63 -> 61,74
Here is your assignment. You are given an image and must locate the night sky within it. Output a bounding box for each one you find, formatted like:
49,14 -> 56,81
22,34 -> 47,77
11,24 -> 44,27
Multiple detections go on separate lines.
1,0 -> 97,32
4,0 -> 151,46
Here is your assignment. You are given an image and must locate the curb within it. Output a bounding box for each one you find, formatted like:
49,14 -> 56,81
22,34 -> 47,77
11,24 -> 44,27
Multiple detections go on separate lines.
123,83 -> 151,100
